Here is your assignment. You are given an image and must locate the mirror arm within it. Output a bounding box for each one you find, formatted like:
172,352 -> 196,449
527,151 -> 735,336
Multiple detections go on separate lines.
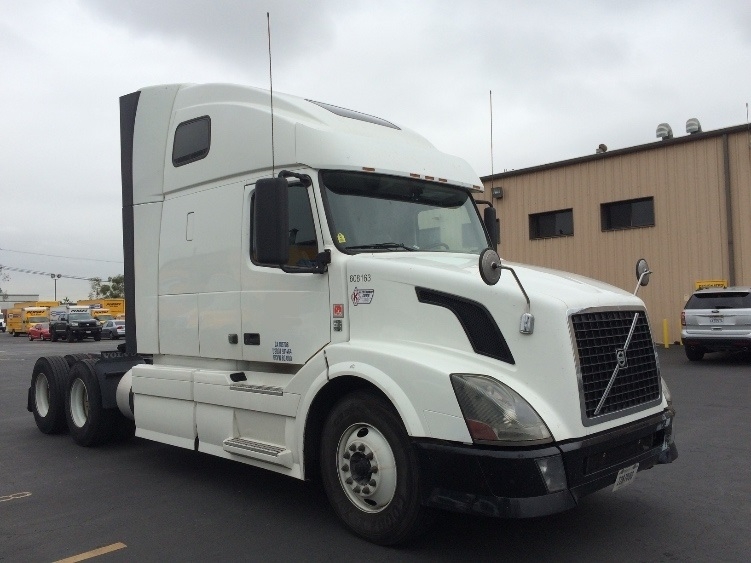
634,269 -> 652,296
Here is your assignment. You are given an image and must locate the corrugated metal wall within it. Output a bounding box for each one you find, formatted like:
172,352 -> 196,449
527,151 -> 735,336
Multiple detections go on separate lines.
482,128 -> 750,344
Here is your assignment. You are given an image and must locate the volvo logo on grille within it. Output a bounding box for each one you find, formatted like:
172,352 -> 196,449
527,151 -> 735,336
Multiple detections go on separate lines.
616,349 -> 628,368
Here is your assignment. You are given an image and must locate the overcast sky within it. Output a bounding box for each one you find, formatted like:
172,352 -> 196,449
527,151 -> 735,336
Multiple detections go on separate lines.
1,0 -> 749,302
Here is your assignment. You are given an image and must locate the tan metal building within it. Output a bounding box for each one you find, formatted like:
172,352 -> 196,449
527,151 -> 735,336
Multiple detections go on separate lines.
480,123 -> 751,345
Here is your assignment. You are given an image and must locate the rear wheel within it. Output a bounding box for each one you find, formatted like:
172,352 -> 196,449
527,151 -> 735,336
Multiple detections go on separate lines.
685,345 -> 705,361
65,359 -> 116,446
320,390 -> 435,545
31,356 -> 70,434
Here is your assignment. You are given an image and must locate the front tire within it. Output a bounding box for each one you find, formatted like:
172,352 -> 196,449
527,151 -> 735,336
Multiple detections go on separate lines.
31,356 -> 70,434
65,359 -> 116,446
66,330 -> 75,343
320,390 -> 435,545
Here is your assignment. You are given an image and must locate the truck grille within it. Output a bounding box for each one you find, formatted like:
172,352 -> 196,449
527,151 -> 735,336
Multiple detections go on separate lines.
571,310 -> 660,422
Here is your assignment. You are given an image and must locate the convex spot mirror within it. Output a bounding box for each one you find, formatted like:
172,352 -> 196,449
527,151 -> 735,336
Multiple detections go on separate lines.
479,248 -> 502,285
635,258 -> 651,287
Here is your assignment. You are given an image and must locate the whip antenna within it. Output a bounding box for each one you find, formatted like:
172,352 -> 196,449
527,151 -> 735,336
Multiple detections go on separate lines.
267,12 -> 275,176
490,90 -> 495,191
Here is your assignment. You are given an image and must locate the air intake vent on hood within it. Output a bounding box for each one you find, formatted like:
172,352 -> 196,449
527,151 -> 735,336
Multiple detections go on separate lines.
416,288 -> 514,364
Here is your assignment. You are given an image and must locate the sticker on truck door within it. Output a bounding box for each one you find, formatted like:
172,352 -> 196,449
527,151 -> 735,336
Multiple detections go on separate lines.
272,341 -> 293,362
351,288 -> 374,306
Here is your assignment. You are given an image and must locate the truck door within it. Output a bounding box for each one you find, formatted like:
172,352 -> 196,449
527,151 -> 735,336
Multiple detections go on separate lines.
241,181 -> 330,366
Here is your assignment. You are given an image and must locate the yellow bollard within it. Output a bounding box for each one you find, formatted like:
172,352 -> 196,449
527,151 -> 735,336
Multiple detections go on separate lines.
662,319 -> 670,348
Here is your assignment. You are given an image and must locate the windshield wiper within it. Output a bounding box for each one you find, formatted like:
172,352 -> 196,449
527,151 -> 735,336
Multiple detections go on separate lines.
346,242 -> 416,251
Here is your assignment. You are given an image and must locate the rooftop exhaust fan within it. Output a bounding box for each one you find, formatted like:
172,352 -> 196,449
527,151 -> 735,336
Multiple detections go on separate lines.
656,123 -> 673,140
686,118 -> 702,134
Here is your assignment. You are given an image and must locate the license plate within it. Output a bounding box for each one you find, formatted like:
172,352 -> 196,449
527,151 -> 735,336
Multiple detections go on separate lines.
612,463 -> 639,492
709,316 -> 724,324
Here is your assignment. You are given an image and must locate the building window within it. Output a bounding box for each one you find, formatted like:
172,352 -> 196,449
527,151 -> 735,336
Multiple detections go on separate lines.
529,209 -> 573,239
601,197 -> 655,231
172,116 -> 211,167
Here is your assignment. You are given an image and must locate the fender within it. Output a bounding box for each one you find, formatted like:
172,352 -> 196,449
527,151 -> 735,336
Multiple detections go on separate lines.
325,356 -> 426,438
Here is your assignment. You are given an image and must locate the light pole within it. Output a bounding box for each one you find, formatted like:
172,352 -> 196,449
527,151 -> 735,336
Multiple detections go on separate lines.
50,273 -> 61,300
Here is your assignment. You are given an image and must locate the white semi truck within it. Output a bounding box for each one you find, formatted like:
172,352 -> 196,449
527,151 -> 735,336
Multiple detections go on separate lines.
28,83 -> 677,545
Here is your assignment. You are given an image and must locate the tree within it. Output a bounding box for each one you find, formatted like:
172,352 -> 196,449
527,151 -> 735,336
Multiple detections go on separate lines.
0,266 -> 9,299
89,274 -> 124,299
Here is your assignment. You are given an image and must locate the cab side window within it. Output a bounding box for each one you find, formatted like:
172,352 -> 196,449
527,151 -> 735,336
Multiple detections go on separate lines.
251,184 -> 318,268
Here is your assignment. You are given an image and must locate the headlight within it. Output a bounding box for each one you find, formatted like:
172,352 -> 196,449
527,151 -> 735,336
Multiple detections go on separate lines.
450,374 -> 552,444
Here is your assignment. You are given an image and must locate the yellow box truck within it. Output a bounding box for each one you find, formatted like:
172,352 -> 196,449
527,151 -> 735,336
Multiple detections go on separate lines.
77,299 -> 125,318
8,307 -> 50,336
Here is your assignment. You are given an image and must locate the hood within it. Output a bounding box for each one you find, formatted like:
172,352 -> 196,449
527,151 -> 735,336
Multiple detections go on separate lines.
346,252 -> 640,312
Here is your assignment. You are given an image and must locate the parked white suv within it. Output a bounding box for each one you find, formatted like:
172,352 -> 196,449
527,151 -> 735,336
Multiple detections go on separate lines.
681,287 -> 751,360
0,313 -> 5,332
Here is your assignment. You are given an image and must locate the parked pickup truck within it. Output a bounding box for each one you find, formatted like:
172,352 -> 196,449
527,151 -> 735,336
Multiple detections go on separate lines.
49,306 -> 102,342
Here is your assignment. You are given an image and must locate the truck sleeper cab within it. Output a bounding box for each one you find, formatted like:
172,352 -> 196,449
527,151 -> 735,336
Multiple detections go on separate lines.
28,83 -> 676,546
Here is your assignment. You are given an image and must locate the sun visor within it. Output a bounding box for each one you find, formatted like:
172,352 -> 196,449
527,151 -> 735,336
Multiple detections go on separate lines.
295,123 -> 483,191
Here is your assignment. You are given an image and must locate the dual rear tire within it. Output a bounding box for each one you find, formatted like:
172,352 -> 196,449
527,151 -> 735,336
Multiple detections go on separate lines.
31,357 -> 70,434
30,356 -> 134,445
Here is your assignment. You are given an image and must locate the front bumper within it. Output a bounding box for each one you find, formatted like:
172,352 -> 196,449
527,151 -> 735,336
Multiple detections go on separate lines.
414,409 -> 677,518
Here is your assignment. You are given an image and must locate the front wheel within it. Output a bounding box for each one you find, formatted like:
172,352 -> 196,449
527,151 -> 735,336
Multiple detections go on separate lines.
320,390 -> 435,545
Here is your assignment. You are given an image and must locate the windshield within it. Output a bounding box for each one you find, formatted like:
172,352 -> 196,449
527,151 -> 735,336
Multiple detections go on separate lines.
321,171 -> 488,254
69,313 -> 94,321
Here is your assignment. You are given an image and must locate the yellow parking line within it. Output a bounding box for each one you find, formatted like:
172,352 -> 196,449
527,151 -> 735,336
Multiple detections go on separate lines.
54,543 -> 127,563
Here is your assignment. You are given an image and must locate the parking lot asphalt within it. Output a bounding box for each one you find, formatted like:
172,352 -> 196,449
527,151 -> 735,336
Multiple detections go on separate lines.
0,337 -> 749,562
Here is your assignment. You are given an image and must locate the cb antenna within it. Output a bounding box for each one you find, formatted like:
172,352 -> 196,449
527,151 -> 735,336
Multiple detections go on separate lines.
267,12 -> 275,176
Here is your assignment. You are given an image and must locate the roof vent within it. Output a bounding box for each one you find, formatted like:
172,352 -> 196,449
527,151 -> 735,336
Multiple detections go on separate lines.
596,143 -> 608,154
686,118 -> 702,134
656,123 -> 673,140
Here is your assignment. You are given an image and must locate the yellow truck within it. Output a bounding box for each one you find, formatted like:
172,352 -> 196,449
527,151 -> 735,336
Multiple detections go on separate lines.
77,299 -> 125,318
90,308 -> 115,324
7,307 -> 50,337
14,301 -> 60,310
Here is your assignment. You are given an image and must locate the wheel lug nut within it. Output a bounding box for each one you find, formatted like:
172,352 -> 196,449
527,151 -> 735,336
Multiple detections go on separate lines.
371,466 -> 378,473
366,452 -> 374,460
341,464 -> 349,472
349,444 -> 356,452
353,486 -> 361,493
362,487 -> 370,494
357,444 -> 365,451
345,477 -> 353,485
343,452 -> 350,460
369,479 -> 376,486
